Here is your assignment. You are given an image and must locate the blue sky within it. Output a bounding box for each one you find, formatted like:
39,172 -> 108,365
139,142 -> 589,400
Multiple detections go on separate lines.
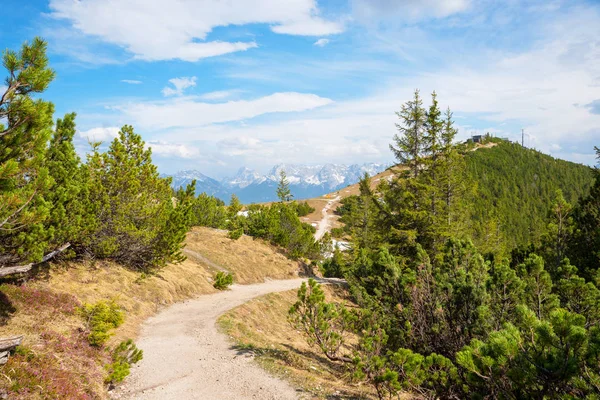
2,0 -> 599,177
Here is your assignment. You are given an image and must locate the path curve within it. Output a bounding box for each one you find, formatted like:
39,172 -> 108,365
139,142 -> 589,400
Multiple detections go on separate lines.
314,196 -> 341,240
116,279 -> 309,400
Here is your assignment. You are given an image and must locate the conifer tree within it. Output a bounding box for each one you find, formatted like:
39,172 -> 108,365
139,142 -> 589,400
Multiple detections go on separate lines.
422,92 -> 445,248
424,91 -> 443,167
228,194 -> 242,217
0,38 -> 55,267
437,108 -> 473,239
540,190 -> 574,273
190,193 -> 227,228
390,89 -> 426,179
441,107 -> 457,150
83,126 -> 188,270
276,170 -> 293,202
44,112 -> 92,252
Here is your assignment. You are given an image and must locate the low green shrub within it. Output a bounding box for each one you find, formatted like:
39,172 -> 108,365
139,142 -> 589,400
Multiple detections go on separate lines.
227,228 -> 243,240
105,339 -> 143,385
80,300 -> 124,347
330,227 -> 346,238
213,271 -> 234,290
295,201 -> 315,217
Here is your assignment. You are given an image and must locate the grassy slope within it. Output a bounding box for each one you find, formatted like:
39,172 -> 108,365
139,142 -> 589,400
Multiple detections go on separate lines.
0,227 -> 303,399
218,286 -> 378,400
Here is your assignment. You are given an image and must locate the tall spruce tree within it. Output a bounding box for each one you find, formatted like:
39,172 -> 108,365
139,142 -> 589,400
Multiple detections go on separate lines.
390,89 -> 426,179
0,38 -> 55,267
382,91 -> 471,254
540,190 -> 574,274
437,108 -> 472,240
423,92 -> 445,248
276,170 -> 293,202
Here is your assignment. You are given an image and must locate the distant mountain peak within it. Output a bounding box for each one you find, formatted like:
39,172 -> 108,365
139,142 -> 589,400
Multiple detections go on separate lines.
168,162 -> 389,203
224,166 -> 262,188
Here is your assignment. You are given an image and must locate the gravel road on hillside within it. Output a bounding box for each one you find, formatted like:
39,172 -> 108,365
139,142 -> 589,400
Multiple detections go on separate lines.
116,279 -> 308,400
315,195 -> 341,240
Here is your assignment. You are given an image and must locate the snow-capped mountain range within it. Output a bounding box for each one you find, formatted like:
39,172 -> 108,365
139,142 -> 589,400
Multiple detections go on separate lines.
166,163 -> 388,203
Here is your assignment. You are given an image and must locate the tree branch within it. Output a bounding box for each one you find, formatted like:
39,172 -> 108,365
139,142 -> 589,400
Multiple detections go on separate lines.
0,243 -> 70,277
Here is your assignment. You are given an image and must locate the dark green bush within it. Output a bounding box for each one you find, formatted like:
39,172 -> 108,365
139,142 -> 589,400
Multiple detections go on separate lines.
295,201 -> 315,217
213,271 -> 234,290
320,247 -> 345,278
227,228 -> 243,240
243,202 -> 320,260
330,227 -> 346,238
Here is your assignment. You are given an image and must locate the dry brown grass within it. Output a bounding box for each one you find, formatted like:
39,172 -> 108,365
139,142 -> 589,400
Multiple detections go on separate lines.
0,226 -> 304,399
218,286 -> 377,400
299,198 -> 330,225
185,227 -> 303,284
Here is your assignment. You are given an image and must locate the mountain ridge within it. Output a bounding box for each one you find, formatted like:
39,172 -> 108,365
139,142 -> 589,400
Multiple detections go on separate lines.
167,162 -> 389,203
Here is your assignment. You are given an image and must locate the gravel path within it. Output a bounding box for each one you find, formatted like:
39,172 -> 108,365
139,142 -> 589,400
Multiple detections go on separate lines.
116,279 -> 308,400
314,196 -> 341,240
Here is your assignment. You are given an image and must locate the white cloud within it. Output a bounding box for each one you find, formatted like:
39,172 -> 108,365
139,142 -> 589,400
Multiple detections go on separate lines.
162,76 -> 197,97
272,18 -> 343,36
218,136 -> 263,156
159,4 -> 600,169
49,0 -> 343,61
121,79 -> 142,84
199,90 -> 237,100
115,92 -> 333,130
146,141 -> 200,158
352,0 -> 470,22
314,38 -> 330,47
78,126 -> 120,142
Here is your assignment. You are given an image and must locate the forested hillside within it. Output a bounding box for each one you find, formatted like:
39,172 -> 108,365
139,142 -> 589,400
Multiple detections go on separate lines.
291,90 -> 600,399
465,139 -> 594,252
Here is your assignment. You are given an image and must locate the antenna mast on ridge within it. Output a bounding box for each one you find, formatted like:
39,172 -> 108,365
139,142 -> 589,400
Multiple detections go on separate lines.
521,129 -> 524,147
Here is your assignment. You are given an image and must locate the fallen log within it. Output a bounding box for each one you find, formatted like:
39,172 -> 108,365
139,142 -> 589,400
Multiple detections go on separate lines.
0,335 -> 23,351
0,243 -> 70,278
0,335 -> 23,365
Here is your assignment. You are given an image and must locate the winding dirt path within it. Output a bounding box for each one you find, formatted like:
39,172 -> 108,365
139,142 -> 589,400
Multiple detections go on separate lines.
117,279 -> 308,400
314,195 -> 341,240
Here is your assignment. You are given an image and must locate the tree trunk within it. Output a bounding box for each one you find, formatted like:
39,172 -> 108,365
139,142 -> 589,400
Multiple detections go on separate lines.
0,243 -> 70,277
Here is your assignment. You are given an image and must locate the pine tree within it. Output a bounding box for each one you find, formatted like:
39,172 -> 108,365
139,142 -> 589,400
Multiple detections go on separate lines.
276,170 -> 293,202
441,107 -> 457,150
83,126 -> 188,270
354,173 -> 379,249
540,190 -> 574,273
0,38 -> 55,267
228,194 -> 242,217
390,89 -> 426,179
190,193 -> 227,228
422,92 -> 445,247
44,112 -> 93,252
424,91 -> 443,165
437,108 -> 473,240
